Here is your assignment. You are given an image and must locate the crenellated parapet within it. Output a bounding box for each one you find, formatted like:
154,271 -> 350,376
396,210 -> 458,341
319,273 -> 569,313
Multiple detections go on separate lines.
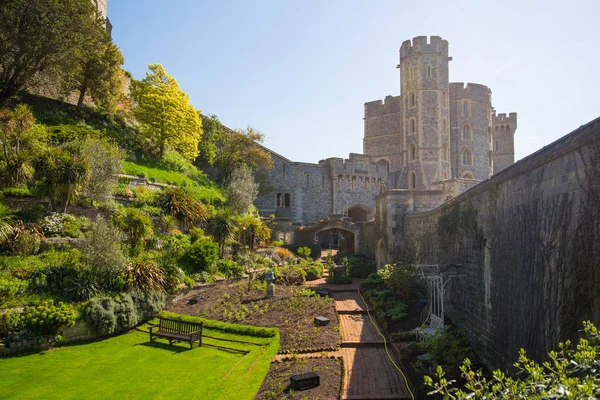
400,36 -> 449,60
364,95 -> 401,119
493,111 -> 518,131
449,82 -> 491,103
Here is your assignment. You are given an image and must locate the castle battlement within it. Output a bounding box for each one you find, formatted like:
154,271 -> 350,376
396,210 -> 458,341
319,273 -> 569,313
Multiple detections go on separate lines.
493,112 -> 518,130
449,82 -> 491,102
364,95 -> 401,118
400,36 -> 448,60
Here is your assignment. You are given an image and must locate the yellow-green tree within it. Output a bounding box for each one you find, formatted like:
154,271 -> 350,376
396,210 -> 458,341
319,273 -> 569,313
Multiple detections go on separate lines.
131,64 -> 202,161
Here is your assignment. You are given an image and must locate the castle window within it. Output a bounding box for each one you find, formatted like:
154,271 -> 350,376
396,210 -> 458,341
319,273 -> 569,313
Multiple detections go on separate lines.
462,124 -> 471,140
442,119 -> 447,135
495,141 -> 499,151
277,193 -> 283,208
428,65 -> 431,77
462,149 -> 472,165
409,92 -> 415,108
409,172 -> 416,189
488,153 -> 493,168
495,126 -> 499,133
409,144 -> 416,161
284,193 -> 290,207
463,101 -> 468,115
443,144 -> 448,162
500,125 -> 505,133
442,93 -> 447,108
488,127 -> 492,143
506,125 -> 511,133
444,172 -> 448,180
409,118 -> 416,134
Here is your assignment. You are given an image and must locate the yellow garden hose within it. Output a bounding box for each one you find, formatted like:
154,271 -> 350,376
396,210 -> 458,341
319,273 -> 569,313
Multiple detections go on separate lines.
357,288 -> 415,400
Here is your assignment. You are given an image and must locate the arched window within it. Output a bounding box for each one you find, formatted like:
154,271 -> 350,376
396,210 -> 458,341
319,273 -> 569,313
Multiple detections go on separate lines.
462,149 -> 472,165
462,124 -> 471,140
488,153 -> 493,168
442,93 -> 447,108
284,193 -> 290,207
277,193 -> 283,208
495,126 -> 499,133
506,125 -> 511,133
495,141 -> 499,151
488,127 -> 492,143
409,92 -> 416,108
409,144 -> 416,161
442,119 -> 447,135
409,118 -> 416,134
443,172 -> 448,180
463,101 -> 468,115
409,172 -> 416,189
443,144 -> 448,161
500,125 -> 505,133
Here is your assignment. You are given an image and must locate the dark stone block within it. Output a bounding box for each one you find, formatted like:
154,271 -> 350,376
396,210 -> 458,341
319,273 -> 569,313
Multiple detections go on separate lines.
314,316 -> 330,326
188,296 -> 202,304
316,289 -> 330,297
290,372 -> 320,390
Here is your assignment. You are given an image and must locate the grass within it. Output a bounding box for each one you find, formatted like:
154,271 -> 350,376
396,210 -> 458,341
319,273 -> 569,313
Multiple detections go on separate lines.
122,161 -> 225,204
0,316 -> 279,400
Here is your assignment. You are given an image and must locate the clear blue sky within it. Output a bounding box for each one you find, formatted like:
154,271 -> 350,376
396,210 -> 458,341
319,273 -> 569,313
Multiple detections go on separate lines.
109,0 -> 600,164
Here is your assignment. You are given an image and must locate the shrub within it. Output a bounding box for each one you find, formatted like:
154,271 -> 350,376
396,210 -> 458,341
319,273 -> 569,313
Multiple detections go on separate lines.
0,274 -> 28,299
276,264 -> 306,285
189,271 -> 216,283
216,259 -> 243,279
3,222 -> 43,256
0,309 -> 24,338
347,256 -> 377,278
40,213 -> 79,237
80,217 -> 127,273
283,244 -> 321,260
112,207 -> 154,248
63,267 -> 101,302
179,236 -> 218,274
415,327 -> 476,379
297,246 -> 311,259
2,187 -> 31,197
123,259 -> 166,293
131,186 -> 158,207
22,300 -> 78,336
84,290 -> 166,336
155,186 -> 209,228
304,261 -> 324,281
15,204 -> 46,222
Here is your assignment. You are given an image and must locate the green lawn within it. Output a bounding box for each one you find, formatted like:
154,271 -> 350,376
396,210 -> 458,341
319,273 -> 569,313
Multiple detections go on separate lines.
122,161 -> 225,204
0,317 -> 279,400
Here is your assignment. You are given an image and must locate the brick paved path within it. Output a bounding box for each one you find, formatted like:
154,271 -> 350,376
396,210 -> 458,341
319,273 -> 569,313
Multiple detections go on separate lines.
305,276 -> 412,399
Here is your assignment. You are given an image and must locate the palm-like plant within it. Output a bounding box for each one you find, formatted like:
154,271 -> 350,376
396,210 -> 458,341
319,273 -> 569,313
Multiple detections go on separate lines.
0,203 -> 15,243
207,208 -> 234,258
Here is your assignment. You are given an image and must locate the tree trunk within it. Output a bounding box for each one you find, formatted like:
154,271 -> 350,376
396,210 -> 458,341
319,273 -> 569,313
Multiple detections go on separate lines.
62,183 -> 72,213
76,81 -> 88,112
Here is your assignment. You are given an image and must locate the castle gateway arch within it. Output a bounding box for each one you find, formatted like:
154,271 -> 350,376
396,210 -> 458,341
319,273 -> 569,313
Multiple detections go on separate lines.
292,217 -> 362,254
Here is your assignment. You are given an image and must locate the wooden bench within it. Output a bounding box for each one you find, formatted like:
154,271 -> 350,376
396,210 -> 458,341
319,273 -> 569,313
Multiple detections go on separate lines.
416,314 -> 443,341
149,317 -> 203,349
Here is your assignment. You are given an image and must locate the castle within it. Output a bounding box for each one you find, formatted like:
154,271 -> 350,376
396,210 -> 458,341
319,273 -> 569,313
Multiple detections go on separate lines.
255,36 -> 517,227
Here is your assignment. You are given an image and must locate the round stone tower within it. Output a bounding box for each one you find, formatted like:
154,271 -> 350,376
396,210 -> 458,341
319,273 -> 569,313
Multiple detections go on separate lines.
398,36 -> 452,190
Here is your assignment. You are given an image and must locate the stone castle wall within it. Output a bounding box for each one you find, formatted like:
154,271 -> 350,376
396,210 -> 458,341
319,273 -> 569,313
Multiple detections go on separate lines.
373,117 -> 600,371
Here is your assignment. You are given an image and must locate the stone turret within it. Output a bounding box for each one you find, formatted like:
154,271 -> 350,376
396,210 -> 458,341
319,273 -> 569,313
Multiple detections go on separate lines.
492,111 -> 517,172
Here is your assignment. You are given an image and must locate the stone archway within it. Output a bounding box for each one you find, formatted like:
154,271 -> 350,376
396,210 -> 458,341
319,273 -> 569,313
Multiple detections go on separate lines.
292,217 -> 362,254
316,227 -> 355,253
376,239 -> 386,269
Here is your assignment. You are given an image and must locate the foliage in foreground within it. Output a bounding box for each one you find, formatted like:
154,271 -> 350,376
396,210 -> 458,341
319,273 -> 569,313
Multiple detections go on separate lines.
425,321 -> 600,399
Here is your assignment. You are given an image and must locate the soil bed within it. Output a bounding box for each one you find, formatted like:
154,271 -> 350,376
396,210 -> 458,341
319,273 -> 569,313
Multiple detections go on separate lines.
255,357 -> 342,400
165,281 -> 340,353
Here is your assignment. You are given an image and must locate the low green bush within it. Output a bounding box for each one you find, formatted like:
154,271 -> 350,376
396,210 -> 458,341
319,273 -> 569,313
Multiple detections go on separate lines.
304,261 -> 324,281
216,259 -> 243,278
283,244 -> 321,260
22,300 -> 78,335
3,222 -> 43,256
347,256 -> 377,278
3,187 -> 31,197
15,205 -> 46,222
84,290 -> 166,336
179,236 -> 218,274
0,309 -> 24,337
159,311 -> 278,338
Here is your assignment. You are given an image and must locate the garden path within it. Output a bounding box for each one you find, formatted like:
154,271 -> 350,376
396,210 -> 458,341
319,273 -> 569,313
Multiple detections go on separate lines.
301,277 -> 413,399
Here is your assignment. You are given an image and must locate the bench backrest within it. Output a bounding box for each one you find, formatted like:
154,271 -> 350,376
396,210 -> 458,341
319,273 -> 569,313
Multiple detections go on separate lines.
430,314 -> 443,330
158,317 -> 203,334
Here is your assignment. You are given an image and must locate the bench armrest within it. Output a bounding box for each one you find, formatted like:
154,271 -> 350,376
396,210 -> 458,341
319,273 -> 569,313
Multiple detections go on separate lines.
148,324 -> 157,333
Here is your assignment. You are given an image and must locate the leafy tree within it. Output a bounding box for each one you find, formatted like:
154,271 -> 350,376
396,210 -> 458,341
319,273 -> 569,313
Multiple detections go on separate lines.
214,126 -> 273,181
77,136 -> 123,202
207,208 -> 234,258
0,0 -> 98,103
224,165 -> 259,215
425,321 -> 600,399
179,236 -> 219,274
198,114 -> 225,166
61,17 -> 125,113
80,217 -> 128,273
0,105 -> 47,187
130,64 -> 203,160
